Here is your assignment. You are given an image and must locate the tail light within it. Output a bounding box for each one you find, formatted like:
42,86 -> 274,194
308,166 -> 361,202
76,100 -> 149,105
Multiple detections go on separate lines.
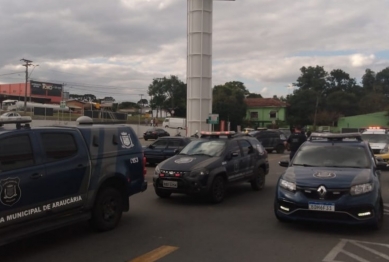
142,153 -> 147,176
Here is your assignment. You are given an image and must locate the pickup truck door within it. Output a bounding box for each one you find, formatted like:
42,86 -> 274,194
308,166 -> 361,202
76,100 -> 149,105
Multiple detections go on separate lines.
37,130 -> 90,213
238,140 -> 255,179
0,132 -> 47,228
225,141 -> 243,182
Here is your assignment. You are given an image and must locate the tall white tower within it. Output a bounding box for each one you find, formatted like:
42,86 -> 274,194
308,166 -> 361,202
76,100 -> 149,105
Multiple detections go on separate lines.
186,0 -> 234,136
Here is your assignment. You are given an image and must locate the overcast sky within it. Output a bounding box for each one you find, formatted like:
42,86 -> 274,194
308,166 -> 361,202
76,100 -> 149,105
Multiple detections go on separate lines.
1,0 -> 388,103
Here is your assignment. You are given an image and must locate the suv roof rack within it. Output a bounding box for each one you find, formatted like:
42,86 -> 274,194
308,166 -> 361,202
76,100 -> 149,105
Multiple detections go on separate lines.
309,132 -> 362,141
200,131 -> 236,138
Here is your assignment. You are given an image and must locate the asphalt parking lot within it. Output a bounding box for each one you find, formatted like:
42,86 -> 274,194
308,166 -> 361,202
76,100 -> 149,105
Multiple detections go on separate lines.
1,148 -> 389,262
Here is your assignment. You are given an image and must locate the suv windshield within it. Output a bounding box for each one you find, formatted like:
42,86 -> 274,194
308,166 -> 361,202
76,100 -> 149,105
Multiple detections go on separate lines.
293,145 -> 370,168
180,140 -> 226,157
361,134 -> 389,143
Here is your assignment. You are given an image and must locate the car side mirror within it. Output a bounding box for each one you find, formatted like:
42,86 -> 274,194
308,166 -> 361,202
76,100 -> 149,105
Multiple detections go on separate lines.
148,145 -> 154,149
174,149 -> 179,154
279,159 -> 289,167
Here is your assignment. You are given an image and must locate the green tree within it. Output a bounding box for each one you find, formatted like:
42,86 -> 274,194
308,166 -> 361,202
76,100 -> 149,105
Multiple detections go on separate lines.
137,99 -> 148,107
246,93 -> 262,98
148,75 -> 187,117
118,101 -> 140,109
362,69 -> 376,92
212,81 -> 247,130
376,67 -> 389,95
359,93 -> 389,114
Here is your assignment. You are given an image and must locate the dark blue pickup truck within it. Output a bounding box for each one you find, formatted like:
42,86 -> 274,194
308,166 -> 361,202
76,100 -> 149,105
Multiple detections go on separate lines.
0,117 -> 147,245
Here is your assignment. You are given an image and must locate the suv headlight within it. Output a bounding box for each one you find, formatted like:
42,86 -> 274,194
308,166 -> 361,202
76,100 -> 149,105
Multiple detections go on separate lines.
350,183 -> 373,195
154,165 -> 160,177
279,179 -> 296,192
380,146 -> 388,154
190,168 -> 209,178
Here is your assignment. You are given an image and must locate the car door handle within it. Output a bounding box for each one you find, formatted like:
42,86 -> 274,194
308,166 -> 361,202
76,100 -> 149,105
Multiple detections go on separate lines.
30,173 -> 43,179
76,164 -> 85,169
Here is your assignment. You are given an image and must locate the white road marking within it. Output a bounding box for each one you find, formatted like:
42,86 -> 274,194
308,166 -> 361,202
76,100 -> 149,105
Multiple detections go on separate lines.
323,239 -> 389,262
322,239 -> 347,262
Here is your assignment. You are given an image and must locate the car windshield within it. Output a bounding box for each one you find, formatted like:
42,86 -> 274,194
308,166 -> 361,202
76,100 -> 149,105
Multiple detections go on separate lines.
293,145 -> 370,168
180,140 -> 226,157
361,134 -> 389,143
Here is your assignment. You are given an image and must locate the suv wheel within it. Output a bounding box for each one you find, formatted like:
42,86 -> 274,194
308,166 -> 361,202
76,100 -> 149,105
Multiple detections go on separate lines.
209,176 -> 225,203
251,168 -> 265,191
90,187 -> 123,231
155,188 -> 172,198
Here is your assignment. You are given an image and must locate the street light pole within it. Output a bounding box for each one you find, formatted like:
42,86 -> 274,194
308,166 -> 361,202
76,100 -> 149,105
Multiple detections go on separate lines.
21,58 -> 33,114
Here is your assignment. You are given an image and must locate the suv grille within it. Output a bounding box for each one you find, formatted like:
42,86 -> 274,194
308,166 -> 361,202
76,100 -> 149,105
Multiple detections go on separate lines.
160,169 -> 189,177
297,186 -> 349,201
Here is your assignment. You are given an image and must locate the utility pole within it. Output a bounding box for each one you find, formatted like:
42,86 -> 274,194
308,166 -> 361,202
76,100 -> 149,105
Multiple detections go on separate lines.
20,58 -> 33,113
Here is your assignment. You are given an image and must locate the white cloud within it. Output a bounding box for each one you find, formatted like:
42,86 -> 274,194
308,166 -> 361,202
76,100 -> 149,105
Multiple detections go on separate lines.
261,87 -> 269,95
350,54 -> 376,67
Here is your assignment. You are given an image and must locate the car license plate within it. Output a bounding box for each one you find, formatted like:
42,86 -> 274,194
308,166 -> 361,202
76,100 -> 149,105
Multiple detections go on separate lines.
162,180 -> 177,188
308,202 -> 335,212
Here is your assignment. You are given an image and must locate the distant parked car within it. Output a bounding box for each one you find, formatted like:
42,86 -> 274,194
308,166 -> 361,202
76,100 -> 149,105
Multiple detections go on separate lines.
0,112 -> 31,126
1,112 -> 22,119
143,128 -> 170,140
248,130 -> 285,154
143,137 -> 193,165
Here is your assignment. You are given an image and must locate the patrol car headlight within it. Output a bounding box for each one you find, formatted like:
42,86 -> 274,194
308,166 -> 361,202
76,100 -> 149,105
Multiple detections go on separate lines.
279,179 -> 296,192
190,168 -> 209,178
350,183 -> 373,195
154,165 -> 160,177
380,146 -> 388,154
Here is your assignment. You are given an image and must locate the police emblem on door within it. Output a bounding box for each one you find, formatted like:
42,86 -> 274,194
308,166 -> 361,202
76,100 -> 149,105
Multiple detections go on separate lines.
120,132 -> 134,149
0,178 -> 21,206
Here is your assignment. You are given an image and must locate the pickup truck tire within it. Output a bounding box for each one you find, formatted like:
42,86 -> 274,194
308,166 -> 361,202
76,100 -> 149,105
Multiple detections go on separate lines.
251,168 -> 265,191
155,188 -> 172,198
208,175 -> 225,203
91,187 -> 124,232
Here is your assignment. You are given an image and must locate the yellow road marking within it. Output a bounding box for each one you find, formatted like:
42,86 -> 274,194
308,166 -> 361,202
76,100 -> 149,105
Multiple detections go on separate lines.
129,245 -> 179,262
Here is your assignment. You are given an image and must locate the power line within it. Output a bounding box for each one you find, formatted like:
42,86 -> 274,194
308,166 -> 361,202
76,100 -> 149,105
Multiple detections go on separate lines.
0,71 -> 24,77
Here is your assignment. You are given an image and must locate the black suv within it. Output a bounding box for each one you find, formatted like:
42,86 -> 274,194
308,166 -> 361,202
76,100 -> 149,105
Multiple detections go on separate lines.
153,131 -> 269,203
249,130 -> 285,154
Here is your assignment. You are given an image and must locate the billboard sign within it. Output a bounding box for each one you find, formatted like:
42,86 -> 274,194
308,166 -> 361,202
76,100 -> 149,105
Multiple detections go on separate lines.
30,80 -> 62,97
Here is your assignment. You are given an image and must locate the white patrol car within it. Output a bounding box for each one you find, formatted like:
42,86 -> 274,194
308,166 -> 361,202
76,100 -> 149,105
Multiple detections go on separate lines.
361,127 -> 389,167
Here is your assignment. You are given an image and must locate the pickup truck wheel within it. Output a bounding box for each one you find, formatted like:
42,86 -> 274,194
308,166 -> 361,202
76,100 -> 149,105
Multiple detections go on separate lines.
209,176 -> 225,203
276,145 -> 285,154
251,168 -> 265,191
91,187 -> 123,232
155,188 -> 172,198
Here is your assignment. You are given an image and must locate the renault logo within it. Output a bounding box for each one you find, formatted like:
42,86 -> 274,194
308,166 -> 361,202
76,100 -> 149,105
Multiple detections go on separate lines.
317,186 -> 327,197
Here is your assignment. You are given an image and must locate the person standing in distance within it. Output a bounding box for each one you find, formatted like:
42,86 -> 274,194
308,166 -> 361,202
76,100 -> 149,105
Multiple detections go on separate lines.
284,125 -> 307,161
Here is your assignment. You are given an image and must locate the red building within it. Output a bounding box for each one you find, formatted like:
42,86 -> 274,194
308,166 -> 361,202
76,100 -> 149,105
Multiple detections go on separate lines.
0,81 -> 63,104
